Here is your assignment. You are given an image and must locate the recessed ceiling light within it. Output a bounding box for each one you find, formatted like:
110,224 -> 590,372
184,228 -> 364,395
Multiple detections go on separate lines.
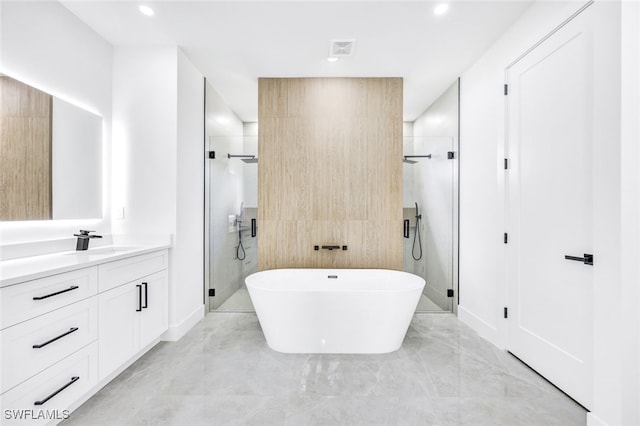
327,57 -> 339,63
434,3 -> 449,16
139,5 -> 155,16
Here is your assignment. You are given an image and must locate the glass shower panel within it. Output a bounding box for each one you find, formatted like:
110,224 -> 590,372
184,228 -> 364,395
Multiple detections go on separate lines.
207,135 -> 257,313
403,136 -> 455,312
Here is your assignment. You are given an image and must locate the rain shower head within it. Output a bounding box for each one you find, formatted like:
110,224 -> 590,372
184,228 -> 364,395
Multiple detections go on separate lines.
403,154 -> 431,164
228,154 -> 258,163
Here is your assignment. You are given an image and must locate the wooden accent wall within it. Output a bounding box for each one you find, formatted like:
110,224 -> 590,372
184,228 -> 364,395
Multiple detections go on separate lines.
258,78 -> 403,270
0,76 -> 52,220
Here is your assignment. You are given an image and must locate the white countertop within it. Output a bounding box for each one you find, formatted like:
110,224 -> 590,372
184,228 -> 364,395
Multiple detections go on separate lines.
0,244 -> 171,288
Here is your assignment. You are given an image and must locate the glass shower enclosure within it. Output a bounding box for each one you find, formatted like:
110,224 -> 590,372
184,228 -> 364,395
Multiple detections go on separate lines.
402,79 -> 460,313
205,133 -> 258,313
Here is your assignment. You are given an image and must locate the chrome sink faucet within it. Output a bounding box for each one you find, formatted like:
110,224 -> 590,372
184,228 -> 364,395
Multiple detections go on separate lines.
74,230 -> 102,251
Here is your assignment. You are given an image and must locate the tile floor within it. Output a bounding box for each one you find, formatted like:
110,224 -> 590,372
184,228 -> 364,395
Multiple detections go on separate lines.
63,314 -> 586,426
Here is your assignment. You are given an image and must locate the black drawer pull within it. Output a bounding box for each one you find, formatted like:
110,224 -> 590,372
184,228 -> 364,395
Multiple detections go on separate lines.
136,284 -> 142,312
34,376 -> 79,406
33,327 -> 79,349
142,282 -> 148,309
33,286 -> 79,301
564,253 -> 594,265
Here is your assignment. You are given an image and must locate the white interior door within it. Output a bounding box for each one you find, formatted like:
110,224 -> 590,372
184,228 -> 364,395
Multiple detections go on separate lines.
506,6 -> 594,409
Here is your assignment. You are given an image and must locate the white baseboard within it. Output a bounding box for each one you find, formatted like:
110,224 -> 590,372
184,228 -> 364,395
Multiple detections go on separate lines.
162,304 -> 204,341
587,413 -> 608,426
458,305 -> 504,349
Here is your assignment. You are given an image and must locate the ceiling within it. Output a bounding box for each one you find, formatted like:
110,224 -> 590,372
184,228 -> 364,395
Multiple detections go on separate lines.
62,1 -> 532,122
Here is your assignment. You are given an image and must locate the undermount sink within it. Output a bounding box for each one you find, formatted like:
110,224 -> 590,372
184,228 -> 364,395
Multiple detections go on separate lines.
66,246 -> 140,256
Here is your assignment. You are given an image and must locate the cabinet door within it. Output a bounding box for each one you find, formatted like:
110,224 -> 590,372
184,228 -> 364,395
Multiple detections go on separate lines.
138,270 -> 168,349
98,282 -> 140,381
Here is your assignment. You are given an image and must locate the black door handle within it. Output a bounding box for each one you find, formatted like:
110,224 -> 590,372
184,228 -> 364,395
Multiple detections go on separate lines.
142,282 -> 148,309
136,284 -> 142,311
33,327 -> 79,349
34,376 -> 79,406
564,253 -> 594,265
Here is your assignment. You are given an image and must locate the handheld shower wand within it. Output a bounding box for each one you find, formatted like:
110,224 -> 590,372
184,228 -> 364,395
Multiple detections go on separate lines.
412,202 -> 423,261
236,202 -> 246,261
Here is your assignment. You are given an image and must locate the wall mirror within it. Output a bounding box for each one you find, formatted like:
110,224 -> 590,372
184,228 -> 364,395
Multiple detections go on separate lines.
0,74 -> 102,221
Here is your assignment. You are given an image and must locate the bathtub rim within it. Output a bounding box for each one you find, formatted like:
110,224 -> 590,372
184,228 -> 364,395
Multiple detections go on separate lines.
245,268 -> 426,292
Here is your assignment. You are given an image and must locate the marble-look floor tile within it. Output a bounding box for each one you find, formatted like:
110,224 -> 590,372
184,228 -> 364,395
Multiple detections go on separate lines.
62,313 -> 586,426
284,395 -> 443,426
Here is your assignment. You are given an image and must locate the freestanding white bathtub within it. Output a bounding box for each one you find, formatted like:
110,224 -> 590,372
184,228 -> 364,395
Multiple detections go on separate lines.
245,269 -> 425,354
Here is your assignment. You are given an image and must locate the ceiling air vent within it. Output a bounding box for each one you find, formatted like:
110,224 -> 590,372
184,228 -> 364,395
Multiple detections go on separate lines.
330,39 -> 356,57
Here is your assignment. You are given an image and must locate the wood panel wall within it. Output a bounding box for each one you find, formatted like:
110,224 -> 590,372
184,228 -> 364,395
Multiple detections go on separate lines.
258,78 -> 403,270
0,76 -> 52,220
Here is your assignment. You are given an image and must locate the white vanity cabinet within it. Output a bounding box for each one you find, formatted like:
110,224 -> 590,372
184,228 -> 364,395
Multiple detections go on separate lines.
0,246 -> 169,425
98,269 -> 168,380
0,268 -> 99,425
97,250 -> 168,380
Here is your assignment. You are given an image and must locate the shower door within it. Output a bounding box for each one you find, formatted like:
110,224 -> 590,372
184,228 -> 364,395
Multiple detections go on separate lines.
404,136 -> 456,312
206,134 -> 258,313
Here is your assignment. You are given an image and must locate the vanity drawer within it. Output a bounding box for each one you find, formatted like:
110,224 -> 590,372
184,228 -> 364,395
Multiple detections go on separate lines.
98,250 -> 168,293
0,342 -> 97,426
1,298 -> 97,394
0,267 -> 98,330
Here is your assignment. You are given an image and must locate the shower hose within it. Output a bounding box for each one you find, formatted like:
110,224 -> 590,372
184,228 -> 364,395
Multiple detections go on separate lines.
236,227 -> 246,261
412,215 -> 423,261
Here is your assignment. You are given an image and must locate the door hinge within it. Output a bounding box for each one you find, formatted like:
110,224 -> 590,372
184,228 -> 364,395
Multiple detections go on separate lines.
504,307 -> 508,318
504,158 -> 508,170
447,151 -> 455,160
504,233 -> 508,244
208,151 -> 215,159
504,84 -> 508,95
447,289 -> 454,298
208,289 -> 215,297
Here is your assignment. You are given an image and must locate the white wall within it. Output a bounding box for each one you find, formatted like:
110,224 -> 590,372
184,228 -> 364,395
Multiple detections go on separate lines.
174,50 -> 205,334
458,1 -> 632,425
112,46 -> 205,340
0,1 -> 112,245
111,47 -> 177,237
619,2 -> 640,425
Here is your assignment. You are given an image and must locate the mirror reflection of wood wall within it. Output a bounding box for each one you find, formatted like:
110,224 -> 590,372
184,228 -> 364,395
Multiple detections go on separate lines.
0,76 -> 52,221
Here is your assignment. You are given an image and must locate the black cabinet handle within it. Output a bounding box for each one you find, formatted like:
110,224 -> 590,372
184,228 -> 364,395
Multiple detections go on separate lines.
564,253 -> 594,265
142,282 -> 148,309
136,284 -> 142,312
251,218 -> 257,238
321,245 -> 341,250
34,376 -> 79,406
33,286 -> 79,301
32,327 -> 79,349
404,219 -> 410,238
